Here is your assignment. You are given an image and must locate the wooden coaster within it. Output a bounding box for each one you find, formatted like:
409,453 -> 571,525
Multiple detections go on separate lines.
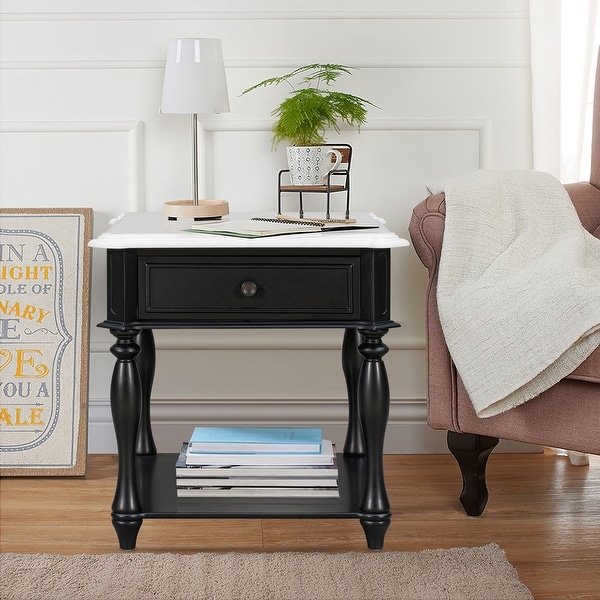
163,200 -> 230,221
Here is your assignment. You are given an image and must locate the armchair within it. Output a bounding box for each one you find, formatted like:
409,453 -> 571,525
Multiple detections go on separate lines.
408,60 -> 600,517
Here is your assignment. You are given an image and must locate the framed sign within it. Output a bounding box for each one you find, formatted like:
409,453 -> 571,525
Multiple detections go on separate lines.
0,208 -> 92,476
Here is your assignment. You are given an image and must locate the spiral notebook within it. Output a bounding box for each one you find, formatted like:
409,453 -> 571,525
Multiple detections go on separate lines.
187,217 -> 377,238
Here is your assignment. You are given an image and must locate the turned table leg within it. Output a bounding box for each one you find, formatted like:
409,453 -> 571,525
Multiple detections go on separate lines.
356,328 -> 391,550
109,328 -> 144,550
135,329 -> 157,456
342,328 -> 365,456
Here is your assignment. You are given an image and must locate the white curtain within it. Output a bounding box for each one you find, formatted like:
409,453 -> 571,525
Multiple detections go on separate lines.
529,0 -> 600,183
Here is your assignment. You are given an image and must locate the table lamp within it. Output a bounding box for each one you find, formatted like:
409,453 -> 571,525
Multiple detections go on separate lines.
160,38 -> 230,220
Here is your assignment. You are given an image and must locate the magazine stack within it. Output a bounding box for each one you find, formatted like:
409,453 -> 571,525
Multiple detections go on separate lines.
176,426 -> 339,498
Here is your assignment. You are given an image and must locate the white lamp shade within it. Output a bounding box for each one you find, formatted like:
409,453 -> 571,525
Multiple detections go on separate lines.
160,38 -> 230,114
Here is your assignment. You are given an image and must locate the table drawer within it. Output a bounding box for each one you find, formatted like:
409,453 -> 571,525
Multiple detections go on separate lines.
138,256 -> 360,320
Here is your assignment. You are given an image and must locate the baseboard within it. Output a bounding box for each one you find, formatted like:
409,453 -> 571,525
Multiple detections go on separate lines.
87,398 -> 540,454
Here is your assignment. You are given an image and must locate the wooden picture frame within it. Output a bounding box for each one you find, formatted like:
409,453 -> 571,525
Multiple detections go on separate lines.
0,208 -> 92,476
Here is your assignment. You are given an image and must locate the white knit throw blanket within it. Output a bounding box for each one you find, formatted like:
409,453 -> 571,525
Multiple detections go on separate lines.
431,170 -> 600,418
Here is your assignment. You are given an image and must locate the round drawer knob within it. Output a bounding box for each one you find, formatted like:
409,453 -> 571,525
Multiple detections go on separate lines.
241,281 -> 258,297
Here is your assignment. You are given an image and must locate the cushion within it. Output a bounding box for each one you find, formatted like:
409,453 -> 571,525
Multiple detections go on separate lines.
568,217 -> 599,383
566,344 -> 600,384
570,224 -> 600,382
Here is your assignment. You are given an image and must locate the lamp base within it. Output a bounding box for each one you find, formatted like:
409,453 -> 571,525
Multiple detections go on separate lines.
163,199 -> 230,221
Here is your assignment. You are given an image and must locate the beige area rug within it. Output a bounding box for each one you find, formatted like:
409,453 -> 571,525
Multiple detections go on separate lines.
1,543 -> 532,600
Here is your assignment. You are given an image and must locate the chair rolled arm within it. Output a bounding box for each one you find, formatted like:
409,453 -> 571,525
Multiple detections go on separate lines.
408,180 -> 600,277
564,181 -> 600,235
408,192 -> 446,273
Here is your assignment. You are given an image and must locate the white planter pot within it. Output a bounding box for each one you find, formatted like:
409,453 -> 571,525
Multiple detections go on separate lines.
286,146 -> 342,186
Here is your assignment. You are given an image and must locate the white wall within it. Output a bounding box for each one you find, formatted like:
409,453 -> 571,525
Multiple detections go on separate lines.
0,0 -> 533,454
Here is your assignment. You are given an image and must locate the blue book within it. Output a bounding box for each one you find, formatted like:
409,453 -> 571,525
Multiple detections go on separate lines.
188,426 -> 322,454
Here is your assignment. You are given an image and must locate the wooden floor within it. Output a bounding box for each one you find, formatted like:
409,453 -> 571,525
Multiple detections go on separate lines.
1,449 -> 599,599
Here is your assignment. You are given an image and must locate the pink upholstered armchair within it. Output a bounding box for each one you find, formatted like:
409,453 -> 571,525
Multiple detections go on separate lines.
408,62 -> 600,517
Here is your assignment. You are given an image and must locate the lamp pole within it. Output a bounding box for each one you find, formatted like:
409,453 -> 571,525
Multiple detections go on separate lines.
192,113 -> 199,205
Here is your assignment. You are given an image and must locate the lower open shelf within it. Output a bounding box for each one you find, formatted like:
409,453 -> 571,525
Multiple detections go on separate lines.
137,453 -> 365,519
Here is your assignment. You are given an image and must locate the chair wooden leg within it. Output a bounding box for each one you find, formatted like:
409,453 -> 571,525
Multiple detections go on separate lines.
447,431 -> 499,516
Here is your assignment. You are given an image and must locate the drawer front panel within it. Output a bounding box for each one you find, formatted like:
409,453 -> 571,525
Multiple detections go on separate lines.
138,257 -> 359,320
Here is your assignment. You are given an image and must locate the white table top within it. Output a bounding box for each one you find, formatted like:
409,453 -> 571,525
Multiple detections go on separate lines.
89,212 -> 410,250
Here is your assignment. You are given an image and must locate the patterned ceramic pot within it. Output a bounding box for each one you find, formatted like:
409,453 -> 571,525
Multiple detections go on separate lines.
286,146 -> 342,186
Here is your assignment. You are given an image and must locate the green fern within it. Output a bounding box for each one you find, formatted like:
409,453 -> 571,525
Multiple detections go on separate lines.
242,64 -> 377,148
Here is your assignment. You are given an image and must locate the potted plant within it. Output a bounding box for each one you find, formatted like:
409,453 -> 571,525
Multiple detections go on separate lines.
242,63 -> 376,186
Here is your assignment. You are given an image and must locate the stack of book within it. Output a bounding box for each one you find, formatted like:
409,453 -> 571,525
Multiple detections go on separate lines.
176,426 -> 339,498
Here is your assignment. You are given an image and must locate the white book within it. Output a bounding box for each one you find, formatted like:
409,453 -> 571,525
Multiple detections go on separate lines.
176,486 -> 340,498
175,444 -> 338,477
176,477 -> 338,488
184,439 -> 335,466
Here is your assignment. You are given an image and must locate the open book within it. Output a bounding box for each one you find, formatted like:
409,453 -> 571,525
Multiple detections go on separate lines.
186,217 -> 377,239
